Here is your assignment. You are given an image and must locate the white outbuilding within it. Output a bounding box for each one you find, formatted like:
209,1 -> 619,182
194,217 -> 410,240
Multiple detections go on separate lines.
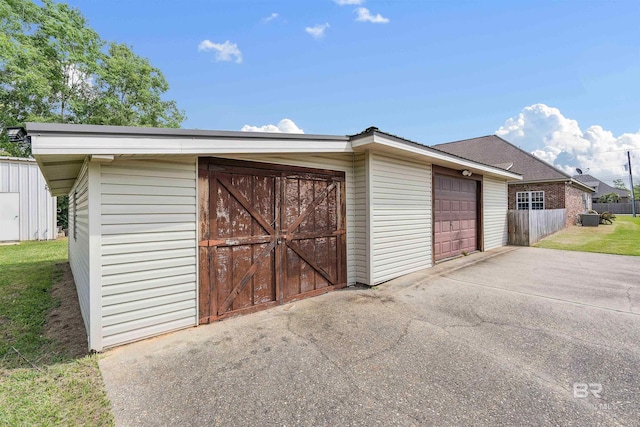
27,123 -> 521,351
0,156 -> 57,241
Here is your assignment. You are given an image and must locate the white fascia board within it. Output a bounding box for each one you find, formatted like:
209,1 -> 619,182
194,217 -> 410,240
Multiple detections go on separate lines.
30,135 -> 353,156
511,178 -> 595,193
353,134 -> 522,181
0,156 -> 36,163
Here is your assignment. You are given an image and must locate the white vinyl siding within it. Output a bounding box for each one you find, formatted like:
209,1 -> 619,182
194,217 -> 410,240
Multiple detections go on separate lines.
100,158 -> 198,349
0,157 -> 57,241
68,160 -> 90,334
369,152 -> 432,284
218,153 -> 358,285
353,153 -> 367,284
483,176 -> 508,250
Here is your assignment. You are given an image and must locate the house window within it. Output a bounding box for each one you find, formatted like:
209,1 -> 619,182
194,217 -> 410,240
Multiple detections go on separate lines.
516,191 -> 545,210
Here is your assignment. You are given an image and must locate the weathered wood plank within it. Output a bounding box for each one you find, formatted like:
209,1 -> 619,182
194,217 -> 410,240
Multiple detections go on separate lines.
508,209 -> 566,246
199,158 -> 346,320
220,241 -> 276,313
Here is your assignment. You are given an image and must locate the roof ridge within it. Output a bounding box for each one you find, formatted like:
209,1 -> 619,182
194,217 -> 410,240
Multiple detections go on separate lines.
490,135 -> 573,180
432,134 -> 495,146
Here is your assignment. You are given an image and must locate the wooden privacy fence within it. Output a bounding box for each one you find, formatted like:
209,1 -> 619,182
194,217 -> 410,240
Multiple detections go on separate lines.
593,202 -> 640,215
508,209 -> 566,246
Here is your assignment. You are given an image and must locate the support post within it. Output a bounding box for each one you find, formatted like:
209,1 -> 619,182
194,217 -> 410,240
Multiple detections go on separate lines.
629,151 -> 636,218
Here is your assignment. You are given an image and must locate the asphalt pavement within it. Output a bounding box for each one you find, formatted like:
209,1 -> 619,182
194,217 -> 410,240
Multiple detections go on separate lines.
99,247 -> 640,426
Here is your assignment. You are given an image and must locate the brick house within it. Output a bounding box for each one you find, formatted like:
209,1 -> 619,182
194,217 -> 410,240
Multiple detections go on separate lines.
572,174 -> 630,203
432,135 -> 594,226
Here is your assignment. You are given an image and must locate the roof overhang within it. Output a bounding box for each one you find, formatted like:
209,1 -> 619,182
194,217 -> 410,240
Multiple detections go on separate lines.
27,122 -> 351,156
27,123 -> 522,196
350,131 -> 522,181
0,156 -> 37,163
510,178 -> 595,193
27,122 -> 353,196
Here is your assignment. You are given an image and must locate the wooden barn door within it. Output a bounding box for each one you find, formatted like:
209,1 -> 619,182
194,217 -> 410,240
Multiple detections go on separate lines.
198,159 -> 346,323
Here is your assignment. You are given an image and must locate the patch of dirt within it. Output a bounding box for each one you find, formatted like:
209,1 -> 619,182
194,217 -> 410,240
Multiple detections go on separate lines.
44,263 -> 89,360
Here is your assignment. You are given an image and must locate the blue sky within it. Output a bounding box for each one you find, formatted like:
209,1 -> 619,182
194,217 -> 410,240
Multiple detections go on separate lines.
66,0 -> 640,183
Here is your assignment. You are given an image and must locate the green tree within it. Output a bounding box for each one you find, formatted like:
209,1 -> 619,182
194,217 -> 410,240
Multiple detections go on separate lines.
56,194 -> 69,229
613,179 -> 629,191
0,0 -> 184,157
90,43 -> 184,128
1,0 -> 185,229
599,192 -> 621,203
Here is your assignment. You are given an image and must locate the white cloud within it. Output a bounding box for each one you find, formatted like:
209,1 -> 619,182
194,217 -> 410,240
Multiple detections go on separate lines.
241,119 -> 304,134
334,0 -> 364,5
263,13 -> 279,23
497,103 -> 640,184
305,23 -> 330,39
64,64 -> 92,88
198,40 -> 242,64
355,7 -> 389,23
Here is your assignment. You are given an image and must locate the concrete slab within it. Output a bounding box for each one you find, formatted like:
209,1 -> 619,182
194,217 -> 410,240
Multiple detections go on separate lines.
99,247 -> 640,426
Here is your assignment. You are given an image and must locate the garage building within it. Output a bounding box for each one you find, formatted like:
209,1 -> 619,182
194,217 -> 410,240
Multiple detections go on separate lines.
0,156 -> 57,241
27,123 -> 521,351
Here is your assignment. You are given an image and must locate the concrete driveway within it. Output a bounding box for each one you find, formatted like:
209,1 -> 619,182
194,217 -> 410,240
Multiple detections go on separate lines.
99,247 -> 640,426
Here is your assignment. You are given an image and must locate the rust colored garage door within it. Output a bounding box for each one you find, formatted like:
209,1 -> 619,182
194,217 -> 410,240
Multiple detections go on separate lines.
198,159 -> 347,323
433,174 -> 478,261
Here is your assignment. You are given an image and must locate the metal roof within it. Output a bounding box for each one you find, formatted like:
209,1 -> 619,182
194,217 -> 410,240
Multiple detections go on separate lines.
25,122 -> 523,195
0,156 -> 36,163
25,122 -> 349,141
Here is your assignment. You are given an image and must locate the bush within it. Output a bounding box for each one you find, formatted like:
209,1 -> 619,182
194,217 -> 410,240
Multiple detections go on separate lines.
57,196 -> 68,230
600,211 -> 616,224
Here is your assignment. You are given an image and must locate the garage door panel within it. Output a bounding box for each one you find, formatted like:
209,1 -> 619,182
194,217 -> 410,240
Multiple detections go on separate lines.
327,184 -> 338,231
434,174 -> 478,261
299,180 -> 315,233
231,245 -> 253,310
233,177 -> 253,237
253,245 -> 275,305
252,175 -> 276,234
299,238 -> 316,294
283,247 -> 304,299
199,159 -> 345,323
284,236 -> 334,299
284,177 -> 300,231
215,247 -> 232,312
198,247 -> 211,323
216,177 -> 232,238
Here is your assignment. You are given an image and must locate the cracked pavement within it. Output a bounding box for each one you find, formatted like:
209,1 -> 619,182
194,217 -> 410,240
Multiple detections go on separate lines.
99,247 -> 640,426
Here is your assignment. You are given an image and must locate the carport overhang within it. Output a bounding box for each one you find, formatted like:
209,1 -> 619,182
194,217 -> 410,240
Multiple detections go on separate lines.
27,122 -> 521,196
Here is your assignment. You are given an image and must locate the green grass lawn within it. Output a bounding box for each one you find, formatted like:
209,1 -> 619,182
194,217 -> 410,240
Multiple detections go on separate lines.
535,215 -> 640,256
0,240 -> 113,426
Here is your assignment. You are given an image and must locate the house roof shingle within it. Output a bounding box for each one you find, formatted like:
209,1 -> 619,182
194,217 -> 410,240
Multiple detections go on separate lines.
432,135 -> 569,181
572,174 -> 629,199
